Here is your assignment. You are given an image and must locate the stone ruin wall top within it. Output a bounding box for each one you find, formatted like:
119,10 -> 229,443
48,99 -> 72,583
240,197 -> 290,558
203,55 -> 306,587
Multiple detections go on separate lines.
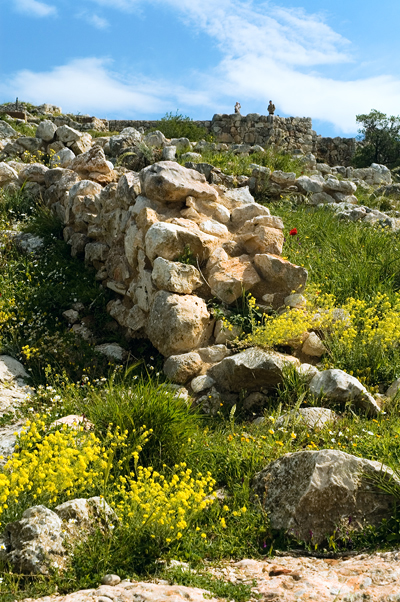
106,114 -> 357,167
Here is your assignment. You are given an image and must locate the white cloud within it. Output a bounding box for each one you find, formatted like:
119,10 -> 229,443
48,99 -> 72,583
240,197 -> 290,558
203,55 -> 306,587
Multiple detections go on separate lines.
0,58 -> 213,117
14,0 -> 57,17
77,11 -> 110,29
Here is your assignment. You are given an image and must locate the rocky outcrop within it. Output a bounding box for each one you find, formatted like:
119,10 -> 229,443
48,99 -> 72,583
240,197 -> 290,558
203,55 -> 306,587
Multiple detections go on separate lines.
253,449 -> 400,544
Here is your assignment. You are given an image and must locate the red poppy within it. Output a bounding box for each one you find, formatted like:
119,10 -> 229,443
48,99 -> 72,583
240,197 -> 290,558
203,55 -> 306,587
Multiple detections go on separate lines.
289,228 -> 298,236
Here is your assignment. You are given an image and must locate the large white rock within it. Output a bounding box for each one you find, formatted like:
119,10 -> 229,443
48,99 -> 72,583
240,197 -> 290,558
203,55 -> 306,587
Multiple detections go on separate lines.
0,121 -> 19,139
254,254 -> 308,296
0,355 -> 29,383
295,175 -> 324,194
309,369 -> 381,414
209,347 -> 299,392
0,162 -> 18,186
1,497 -> 116,574
56,125 -> 83,145
145,222 -> 217,264
50,147 -> 75,168
253,450 -> 399,544
163,351 -> 203,383
231,202 -> 270,226
270,170 -> 296,186
35,120 -> 57,142
324,177 -> 357,195
209,255 -> 261,304
147,291 -> 213,357
70,146 -> 115,183
275,407 -> 339,429
302,332 -> 327,357
140,161 -> 218,203
386,377 -> 400,400
199,219 -> 229,237
152,257 -> 202,294
144,130 -> 168,148
18,163 -> 48,184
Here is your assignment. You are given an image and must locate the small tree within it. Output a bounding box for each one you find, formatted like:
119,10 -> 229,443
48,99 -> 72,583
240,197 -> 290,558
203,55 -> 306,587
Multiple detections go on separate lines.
353,109 -> 400,168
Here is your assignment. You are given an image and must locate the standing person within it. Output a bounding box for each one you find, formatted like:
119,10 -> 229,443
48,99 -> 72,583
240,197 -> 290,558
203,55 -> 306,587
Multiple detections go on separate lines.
268,100 -> 276,115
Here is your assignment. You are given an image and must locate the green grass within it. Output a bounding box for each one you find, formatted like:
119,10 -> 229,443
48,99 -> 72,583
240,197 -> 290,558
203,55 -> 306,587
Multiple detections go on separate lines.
178,148 -> 306,177
271,202 -> 400,304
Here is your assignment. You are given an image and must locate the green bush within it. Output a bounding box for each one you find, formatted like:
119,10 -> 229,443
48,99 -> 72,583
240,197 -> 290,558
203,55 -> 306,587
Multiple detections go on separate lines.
152,111 -> 211,142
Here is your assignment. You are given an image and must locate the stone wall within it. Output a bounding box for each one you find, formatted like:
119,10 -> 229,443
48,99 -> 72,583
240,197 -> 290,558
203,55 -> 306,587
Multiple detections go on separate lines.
107,114 -> 357,166
315,137 -> 357,168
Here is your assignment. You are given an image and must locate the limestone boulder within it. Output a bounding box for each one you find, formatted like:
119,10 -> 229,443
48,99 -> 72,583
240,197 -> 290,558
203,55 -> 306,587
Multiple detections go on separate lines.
275,407 -> 339,429
17,137 -> 43,152
144,130 -> 168,148
56,125 -> 83,145
254,254 -> 308,296
70,133 -> 93,156
209,347 -> 300,392
116,172 -> 141,207
163,351 -> 203,384
170,137 -> 191,151
386,377 -> 400,400
231,203 -> 270,226
18,163 -> 48,184
0,162 -> 18,186
145,222 -> 217,264
253,450 -> 399,544
152,257 -> 202,294
208,255 -> 261,304
238,226 -> 284,255
270,170 -> 296,186
35,120 -> 57,142
0,355 -> 29,383
70,146 -> 115,183
50,147 -> 75,168
147,291 -> 213,357
324,177 -> 357,195
0,121 -> 19,139
141,161 -> 218,203
109,127 -> 142,156
1,497 -> 116,574
162,145 -> 176,160
309,369 -> 381,415
199,219 -> 229,237
94,343 -> 128,363
301,332 -> 327,357
295,175 -> 324,194
221,186 -> 255,209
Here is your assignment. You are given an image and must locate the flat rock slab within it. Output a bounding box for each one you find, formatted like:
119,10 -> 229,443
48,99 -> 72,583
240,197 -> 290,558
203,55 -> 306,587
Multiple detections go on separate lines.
21,552 -> 400,602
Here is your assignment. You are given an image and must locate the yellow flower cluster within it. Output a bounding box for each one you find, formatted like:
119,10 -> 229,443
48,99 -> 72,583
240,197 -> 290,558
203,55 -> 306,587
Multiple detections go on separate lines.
21,344 -> 40,360
243,291 -> 400,361
113,462 -> 215,544
0,417 -> 108,521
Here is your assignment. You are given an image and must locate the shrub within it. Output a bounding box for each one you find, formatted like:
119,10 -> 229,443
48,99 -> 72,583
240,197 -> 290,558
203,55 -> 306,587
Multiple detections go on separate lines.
74,375 -> 202,470
152,112 -> 211,141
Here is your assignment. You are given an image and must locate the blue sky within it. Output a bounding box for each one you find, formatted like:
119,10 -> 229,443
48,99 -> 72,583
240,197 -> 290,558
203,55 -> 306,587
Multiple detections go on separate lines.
1,0 -> 400,137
